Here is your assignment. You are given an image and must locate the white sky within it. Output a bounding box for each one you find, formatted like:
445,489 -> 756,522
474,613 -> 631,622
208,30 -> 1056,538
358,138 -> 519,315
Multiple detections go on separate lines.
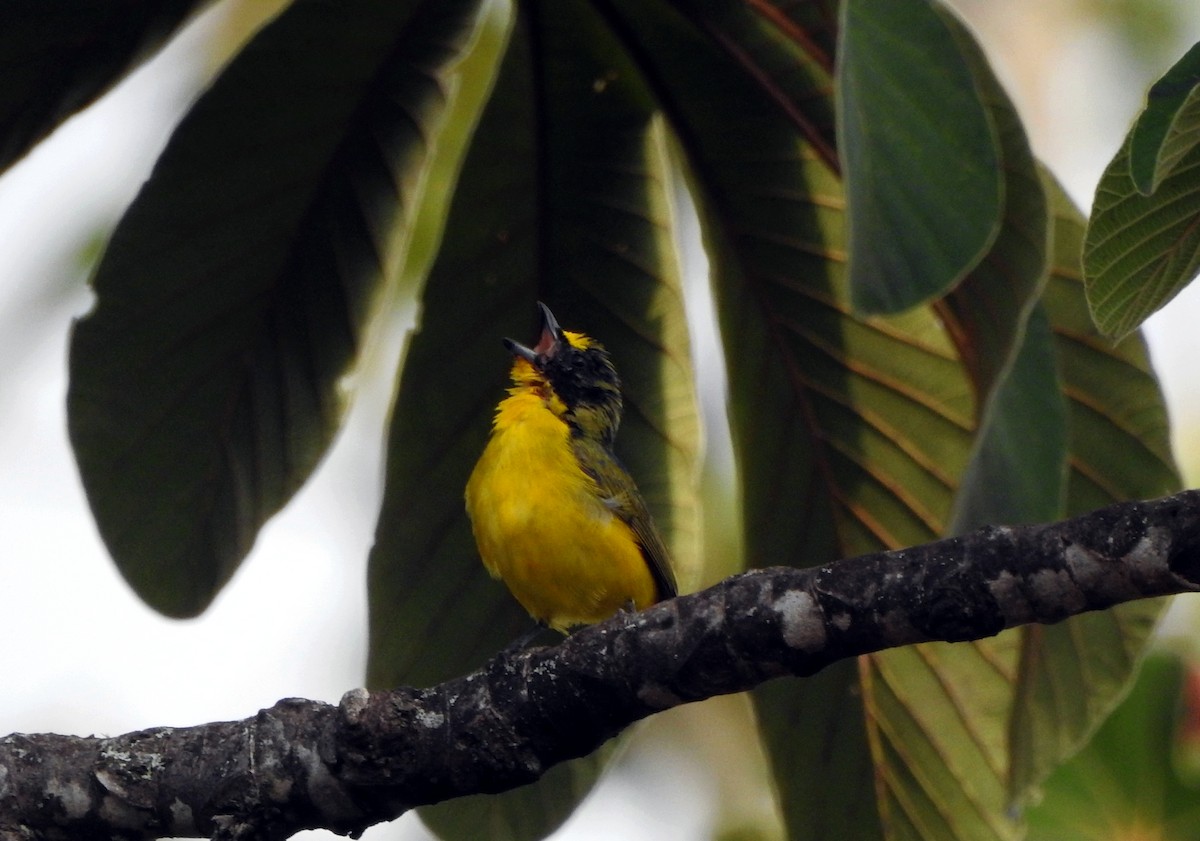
1,4 -> 1198,841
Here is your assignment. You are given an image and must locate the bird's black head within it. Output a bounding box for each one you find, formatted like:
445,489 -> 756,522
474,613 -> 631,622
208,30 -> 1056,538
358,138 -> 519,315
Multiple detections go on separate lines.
504,302 -> 623,442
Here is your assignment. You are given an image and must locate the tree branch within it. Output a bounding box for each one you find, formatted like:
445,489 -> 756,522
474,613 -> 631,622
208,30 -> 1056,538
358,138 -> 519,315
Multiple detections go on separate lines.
5,491 -> 1200,840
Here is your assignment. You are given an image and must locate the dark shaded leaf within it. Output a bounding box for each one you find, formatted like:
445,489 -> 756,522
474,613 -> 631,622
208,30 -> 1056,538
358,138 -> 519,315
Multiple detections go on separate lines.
667,0 -> 838,170
68,0 -> 484,616
0,0 -> 209,174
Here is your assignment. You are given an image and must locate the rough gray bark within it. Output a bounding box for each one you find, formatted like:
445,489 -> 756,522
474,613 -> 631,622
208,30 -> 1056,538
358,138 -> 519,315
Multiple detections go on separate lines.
4,490 -> 1200,841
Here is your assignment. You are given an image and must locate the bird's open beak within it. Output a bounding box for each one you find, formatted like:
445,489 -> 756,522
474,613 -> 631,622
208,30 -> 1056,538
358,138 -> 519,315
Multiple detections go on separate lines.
503,302 -> 563,365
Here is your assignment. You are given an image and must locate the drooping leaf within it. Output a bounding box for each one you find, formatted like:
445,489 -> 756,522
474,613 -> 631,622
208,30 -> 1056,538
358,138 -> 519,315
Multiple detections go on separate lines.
864,179 -> 1177,840
1083,134 -> 1200,339
941,7 -> 1061,535
68,0 -> 485,616
1050,180 -> 1178,514
605,3 -> 990,838
837,0 -> 1003,314
0,0 -> 209,174
1006,177 -> 1179,803
598,5 -> 1177,839
1129,41 -> 1200,195
365,2 -> 700,838
366,0 -> 699,694
864,635 -> 1025,841
367,14 -> 530,694
948,307 -> 1066,534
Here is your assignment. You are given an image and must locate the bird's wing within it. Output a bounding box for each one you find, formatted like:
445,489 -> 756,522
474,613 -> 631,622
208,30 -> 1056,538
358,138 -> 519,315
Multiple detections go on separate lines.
572,437 -> 678,600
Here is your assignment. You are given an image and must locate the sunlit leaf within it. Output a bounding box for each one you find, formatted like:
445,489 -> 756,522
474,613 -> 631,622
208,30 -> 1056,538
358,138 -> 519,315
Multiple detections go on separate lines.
864,636 -> 1024,841
1049,181 -> 1178,514
597,5 -> 1176,839
68,0 -> 484,616
1006,177 -> 1179,803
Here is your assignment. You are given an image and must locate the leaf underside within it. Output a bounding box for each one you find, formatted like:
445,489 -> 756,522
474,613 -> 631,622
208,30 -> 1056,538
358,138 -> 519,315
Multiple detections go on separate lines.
68,0 -> 485,616
1085,68 -> 1200,340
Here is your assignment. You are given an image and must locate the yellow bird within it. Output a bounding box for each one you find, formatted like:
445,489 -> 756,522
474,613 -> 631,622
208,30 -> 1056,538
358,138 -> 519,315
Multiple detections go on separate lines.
465,302 -> 677,632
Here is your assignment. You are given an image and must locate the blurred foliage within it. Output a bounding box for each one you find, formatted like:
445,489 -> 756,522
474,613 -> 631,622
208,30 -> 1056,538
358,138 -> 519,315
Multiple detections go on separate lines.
1027,651 -> 1200,840
1075,0 -> 1191,69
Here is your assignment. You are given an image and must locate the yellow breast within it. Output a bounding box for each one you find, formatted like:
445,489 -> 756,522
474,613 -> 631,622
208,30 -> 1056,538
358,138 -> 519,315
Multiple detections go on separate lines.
465,391 -> 657,631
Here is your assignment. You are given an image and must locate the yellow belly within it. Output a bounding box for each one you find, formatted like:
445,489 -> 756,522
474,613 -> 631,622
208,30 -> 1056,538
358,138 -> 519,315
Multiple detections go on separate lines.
465,393 -> 656,631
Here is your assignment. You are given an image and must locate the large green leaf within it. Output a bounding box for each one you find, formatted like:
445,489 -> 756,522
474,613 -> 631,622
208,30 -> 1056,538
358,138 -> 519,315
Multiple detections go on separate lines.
862,179 -> 1179,841
668,10 -> 1034,836
68,0 -> 484,616
941,6 -> 1060,535
837,0 -> 1003,314
366,0 -> 699,691
0,0 -> 208,174
1006,178 -> 1179,803
598,4 -> 1176,839
367,15 -> 529,694
1084,134 -> 1200,339
1048,182 -> 1177,515
365,2 -> 700,837
1129,41 -> 1200,195
604,3 -> 980,838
